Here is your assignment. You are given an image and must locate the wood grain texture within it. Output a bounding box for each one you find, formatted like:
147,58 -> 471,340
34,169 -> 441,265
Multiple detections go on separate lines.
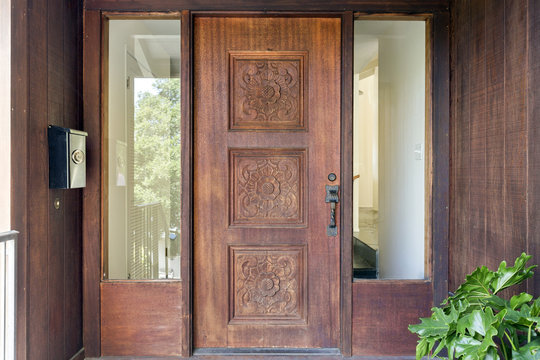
85,0 -> 449,12
340,11 -> 353,357
450,0 -> 538,296
63,2 -> 85,357
194,16 -> 341,349
11,0 -> 29,358
180,9 -> 193,357
229,52 -> 307,131
229,148 -> 306,226
468,0 -> 487,277
229,245 -> 306,323
100,282 -> 183,357
503,0 -> 528,295
11,0 -> 84,358
352,281 -> 432,356
27,1 -> 50,358
83,9 -> 102,358
450,0 -> 471,291
431,11 -> 450,305
528,0 -> 540,297
48,0 -> 66,357
484,0 -> 506,274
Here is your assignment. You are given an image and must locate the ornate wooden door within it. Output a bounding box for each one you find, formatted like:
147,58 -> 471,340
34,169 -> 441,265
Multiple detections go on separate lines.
194,16 -> 341,350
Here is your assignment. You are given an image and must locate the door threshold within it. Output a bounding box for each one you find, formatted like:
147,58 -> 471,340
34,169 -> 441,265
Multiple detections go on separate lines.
193,348 -> 341,356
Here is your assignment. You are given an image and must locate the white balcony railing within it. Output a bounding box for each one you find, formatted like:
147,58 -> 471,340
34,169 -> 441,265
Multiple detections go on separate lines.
0,230 -> 17,360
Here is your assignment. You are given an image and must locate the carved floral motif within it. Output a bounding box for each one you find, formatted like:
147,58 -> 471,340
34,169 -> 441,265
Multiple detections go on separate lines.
234,251 -> 301,318
230,53 -> 306,130
234,154 -> 302,224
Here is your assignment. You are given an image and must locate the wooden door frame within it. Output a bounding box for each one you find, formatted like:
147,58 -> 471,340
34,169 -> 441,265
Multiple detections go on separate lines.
82,4 -> 449,358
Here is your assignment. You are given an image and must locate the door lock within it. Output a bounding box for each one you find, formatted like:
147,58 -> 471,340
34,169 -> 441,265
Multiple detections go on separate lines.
325,185 -> 339,236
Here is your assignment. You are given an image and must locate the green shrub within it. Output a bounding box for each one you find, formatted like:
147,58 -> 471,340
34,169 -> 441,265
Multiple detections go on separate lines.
409,253 -> 540,359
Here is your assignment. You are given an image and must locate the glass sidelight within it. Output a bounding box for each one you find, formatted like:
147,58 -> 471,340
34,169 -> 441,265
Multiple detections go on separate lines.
105,19 -> 181,280
352,20 -> 427,280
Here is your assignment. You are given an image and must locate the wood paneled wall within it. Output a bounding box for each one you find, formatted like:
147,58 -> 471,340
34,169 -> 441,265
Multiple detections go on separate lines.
11,0 -> 84,359
450,0 -> 540,296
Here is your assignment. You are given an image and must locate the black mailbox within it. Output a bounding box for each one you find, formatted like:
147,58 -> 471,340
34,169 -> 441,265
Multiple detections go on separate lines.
48,125 -> 88,189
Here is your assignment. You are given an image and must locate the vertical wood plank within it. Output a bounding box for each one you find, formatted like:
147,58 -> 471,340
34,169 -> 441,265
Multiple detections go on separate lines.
63,0 -> 84,356
180,9 -> 193,358
83,9 -> 102,358
484,0 -> 505,272
450,0 -> 471,291
527,0 -> 540,296
47,0 -> 66,357
432,11 -> 450,304
468,0 -> 487,271
27,0 -> 50,357
504,0 -> 528,295
340,11 -> 353,357
11,0 -> 29,357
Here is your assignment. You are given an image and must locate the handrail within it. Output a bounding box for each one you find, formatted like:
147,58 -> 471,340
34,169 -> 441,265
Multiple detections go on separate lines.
0,230 -> 17,360
0,230 -> 18,243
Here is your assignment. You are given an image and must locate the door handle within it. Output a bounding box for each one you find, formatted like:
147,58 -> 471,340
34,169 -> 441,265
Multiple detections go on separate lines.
325,185 -> 339,236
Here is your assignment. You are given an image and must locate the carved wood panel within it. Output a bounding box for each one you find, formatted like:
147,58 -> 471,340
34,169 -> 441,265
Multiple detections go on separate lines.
229,245 -> 306,324
229,148 -> 306,227
229,51 -> 307,131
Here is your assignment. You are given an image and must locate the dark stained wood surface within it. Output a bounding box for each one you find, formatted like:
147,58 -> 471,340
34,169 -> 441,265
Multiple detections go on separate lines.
63,1 -> 85,357
11,0 -> 29,358
83,9 -> 103,358
11,0 -> 84,358
340,11 -> 353,357
503,0 -> 528,296
450,0 -> 471,291
484,0 -> 506,274
431,11 -> 450,305
85,0 -> 449,12
27,0 -> 50,357
101,282 -> 183,356
468,0 -> 487,283
528,0 -> 540,297
194,16 -> 341,349
180,10 -> 194,358
352,281 -> 432,356
450,0 -> 538,297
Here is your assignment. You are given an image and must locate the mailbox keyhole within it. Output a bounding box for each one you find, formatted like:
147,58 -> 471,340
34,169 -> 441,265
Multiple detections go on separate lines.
72,149 -> 85,164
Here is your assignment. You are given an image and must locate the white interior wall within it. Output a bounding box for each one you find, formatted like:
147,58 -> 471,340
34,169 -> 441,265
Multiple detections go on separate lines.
354,21 -> 425,279
353,70 -> 378,233
377,22 -> 425,279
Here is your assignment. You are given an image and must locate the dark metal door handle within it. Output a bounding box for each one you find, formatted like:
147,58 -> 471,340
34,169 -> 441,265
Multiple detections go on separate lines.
325,185 -> 339,236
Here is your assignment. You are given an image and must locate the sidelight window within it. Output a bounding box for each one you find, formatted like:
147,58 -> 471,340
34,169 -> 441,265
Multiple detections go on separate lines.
105,19 -> 181,280
352,20 -> 427,280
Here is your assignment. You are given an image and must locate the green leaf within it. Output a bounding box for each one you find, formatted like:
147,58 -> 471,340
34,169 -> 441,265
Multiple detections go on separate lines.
531,298 -> 540,317
491,253 -> 536,294
486,295 -> 509,311
452,266 -> 494,301
409,316 -> 450,337
454,336 -> 482,359
479,327 -> 499,354
468,308 -> 496,336
415,337 -> 429,360
511,293 -> 534,310
484,346 -> 500,360
511,338 -> 540,360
